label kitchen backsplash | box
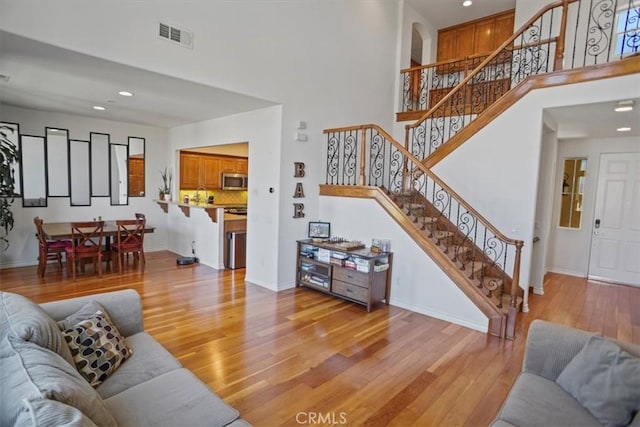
[179,189,247,205]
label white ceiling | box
[405,0,516,30]
[1,21,638,139]
[0,31,275,128]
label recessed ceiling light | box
[118,91,134,97]
[617,127,631,132]
[93,106,106,111]
[614,100,634,112]
[463,0,472,6]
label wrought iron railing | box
[404,0,640,160]
[325,125,524,320]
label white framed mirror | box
[128,136,145,197]
[46,127,69,197]
[90,132,110,197]
[20,135,47,207]
[110,143,128,205]
[69,139,91,206]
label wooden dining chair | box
[33,217,72,277]
[111,218,145,272]
[65,221,104,280]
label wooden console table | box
[296,239,393,312]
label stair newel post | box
[358,127,367,186]
[554,0,570,71]
[506,240,524,339]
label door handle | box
[595,219,600,229]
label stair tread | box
[433,230,454,240]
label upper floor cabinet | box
[437,9,515,62]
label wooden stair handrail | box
[324,123,524,248]
[406,0,578,131]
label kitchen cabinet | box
[180,153,201,188]
[437,9,515,62]
[179,151,247,189]
[201,157,221,188]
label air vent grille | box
[158,22,193,49]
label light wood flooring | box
[1,251,639,426]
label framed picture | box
[308,221,330,239]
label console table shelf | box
[296,239,393,311]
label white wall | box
[1,0,400,290]
[433,74,640,310]
[320,196,488,332]
[530,121,559,296]
[0,105,169,268]
[168,106,282,289]
[547,136,640,277]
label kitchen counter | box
[155,200,246,223]
[158,200,247,270]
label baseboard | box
[390,298,488,333]
[547,267,586,278]
[244,277,279,292]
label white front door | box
[588,152,640,286]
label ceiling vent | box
[158,22,193,49]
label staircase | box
[321,0,640,339]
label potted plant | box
[159,167,173,201]
[0,124,20,251]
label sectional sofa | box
[0,289,250,426]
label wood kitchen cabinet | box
[180,151,248,189]
[180,153,201,188]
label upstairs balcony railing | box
[325,124,524,332]
[404,0,640,160]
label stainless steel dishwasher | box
[225,231,246,269]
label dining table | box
[42,220,155,271]
[42,221,155,241]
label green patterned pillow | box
[61,311,132,388]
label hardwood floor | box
[2,252,639,426]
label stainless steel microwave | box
[221,173,248,190]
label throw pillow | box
[556,335,640,426]
[1,335,116,427]
[15,399,98,427]
[57,300,107,331]
[0,291,74,366]
[62,311,132,388]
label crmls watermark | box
[295,412,348,425]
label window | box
[614,3,640,58]
[559,158,587,229]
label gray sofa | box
[492,320,640,427]
[0,289,251,427]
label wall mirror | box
[90,132,110,197]
[559,157,587,228]
[46,127,70,197]
[110,143,129,205]
[128,136,145,197]
[69,139,91,206]
[1,122,21,196]
[20,135,47,207]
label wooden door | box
[201,157,221,189]
[180,153,200,188]
[588,153,640,286]
[493,13,515,50]
[473,20,495,54]
[437,29,458,61]
[128,157,144,196]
